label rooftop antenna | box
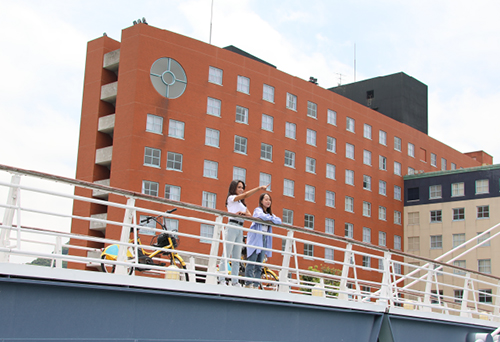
[336,72,345,86]
[209,0,214,44]
[354,43,356,82]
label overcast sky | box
[1,0,499,181]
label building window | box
[394,185,401,201]
[237,75,250,94]
[326,191,335,208]
[208,66,223,84]
[477,205,489,219]
[430,235,443,249]
[168,119,184,139]
[345,196,354,213]
[476,179,489,194]
[452,233,465,248]
[164,219,179,232]
[362,256,371,268]
[346,143,355,159]
[307,101,317,118]
[284,150,295,168]
[364,124,372,139]
[431,153,437,167]
[261,114,274,131]
[283,179,294,197]
[394,137,401,152]
[207,97,221,117]
[306,157,316,174]
[304,244,314,257]
[363,175,371,191]
[146,114,163,134]
[363,201,371,217]
[379,206,386,221]
[263,84,274,102]
[479,289,493,303]
[286,93,297,110]
[408,237,420,251]
[204,128,220,147]
[233,167,246,182]
[202,191,216,208]
[408,167,415,175]
[346,117,355,132]
[379,130,387,145]
[379,231,386,246]
[142,180,159,196]
[345,223,353,238]
[259,173,272,191]
[285,122,296,139]
[306,129,317,146]
[283,209,293,225]
[304,214,314,229]
[478,259,491,274]
[234,135,247,154]
[363,150,371,165]
[165,184,181,201]
[379,156,387,170]
[327,136,336,153]
[235,105,248,124]
[203,160,218,179]
[327,109,337,125]
[430,210,442,223]
[379,180,387,196]
[408,187,420,201]
[429,185,442,199]
[144,147,161,168]
[408,143,415,157]
[326,164,336,180]
[325,218,335,234]
[477,232,491,247]
[408,212,419,225]
[454,289,464,303]
[441,158,447,171]
[345,170,354,186]
[167,152,183,171]
[325,248,334,262]
[452,182,464,197]
[200,224,214,243]
[261,143,273,161]
[363,227,371,243]
[394,211,401,225]
[453,260,466,275]
[451,162,457,170]
[394,161,402,176]
[305,185,315,202]
[394,235,402,250]
[453,208,465,221]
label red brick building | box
[71,23,486,274]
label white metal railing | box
[0,163,500,327]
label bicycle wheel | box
[100,255,134,275]
[170,254,189,282]
[260,269,278,290]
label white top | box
[227,195,246,224]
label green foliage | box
[300,264,341,296]
[27,246,69,268]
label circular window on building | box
[150,57,187,99]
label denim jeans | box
[219,222,243,285]
[245,250,265,287]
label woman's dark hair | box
[226,180,246,207]
[258,193,272,215]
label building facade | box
[404,165,500,304]
[71,23,487,277]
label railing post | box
[0,174,21,263]
[115,197,136,275]
[493,281,500,321]
[377,251,392,306]
[422,263,434,312]
[338,243,353,300]
[51,236,63,268]
[206,215,223,285]
[279,230,294,293]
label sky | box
[1,0,500,181]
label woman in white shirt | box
[219,180,268,286]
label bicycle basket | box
[156,233,178,248]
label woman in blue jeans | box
[245,193,281,288]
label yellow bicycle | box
[100,209,189,281]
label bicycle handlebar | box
[139,208,177,224]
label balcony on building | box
[95,146,112,167]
